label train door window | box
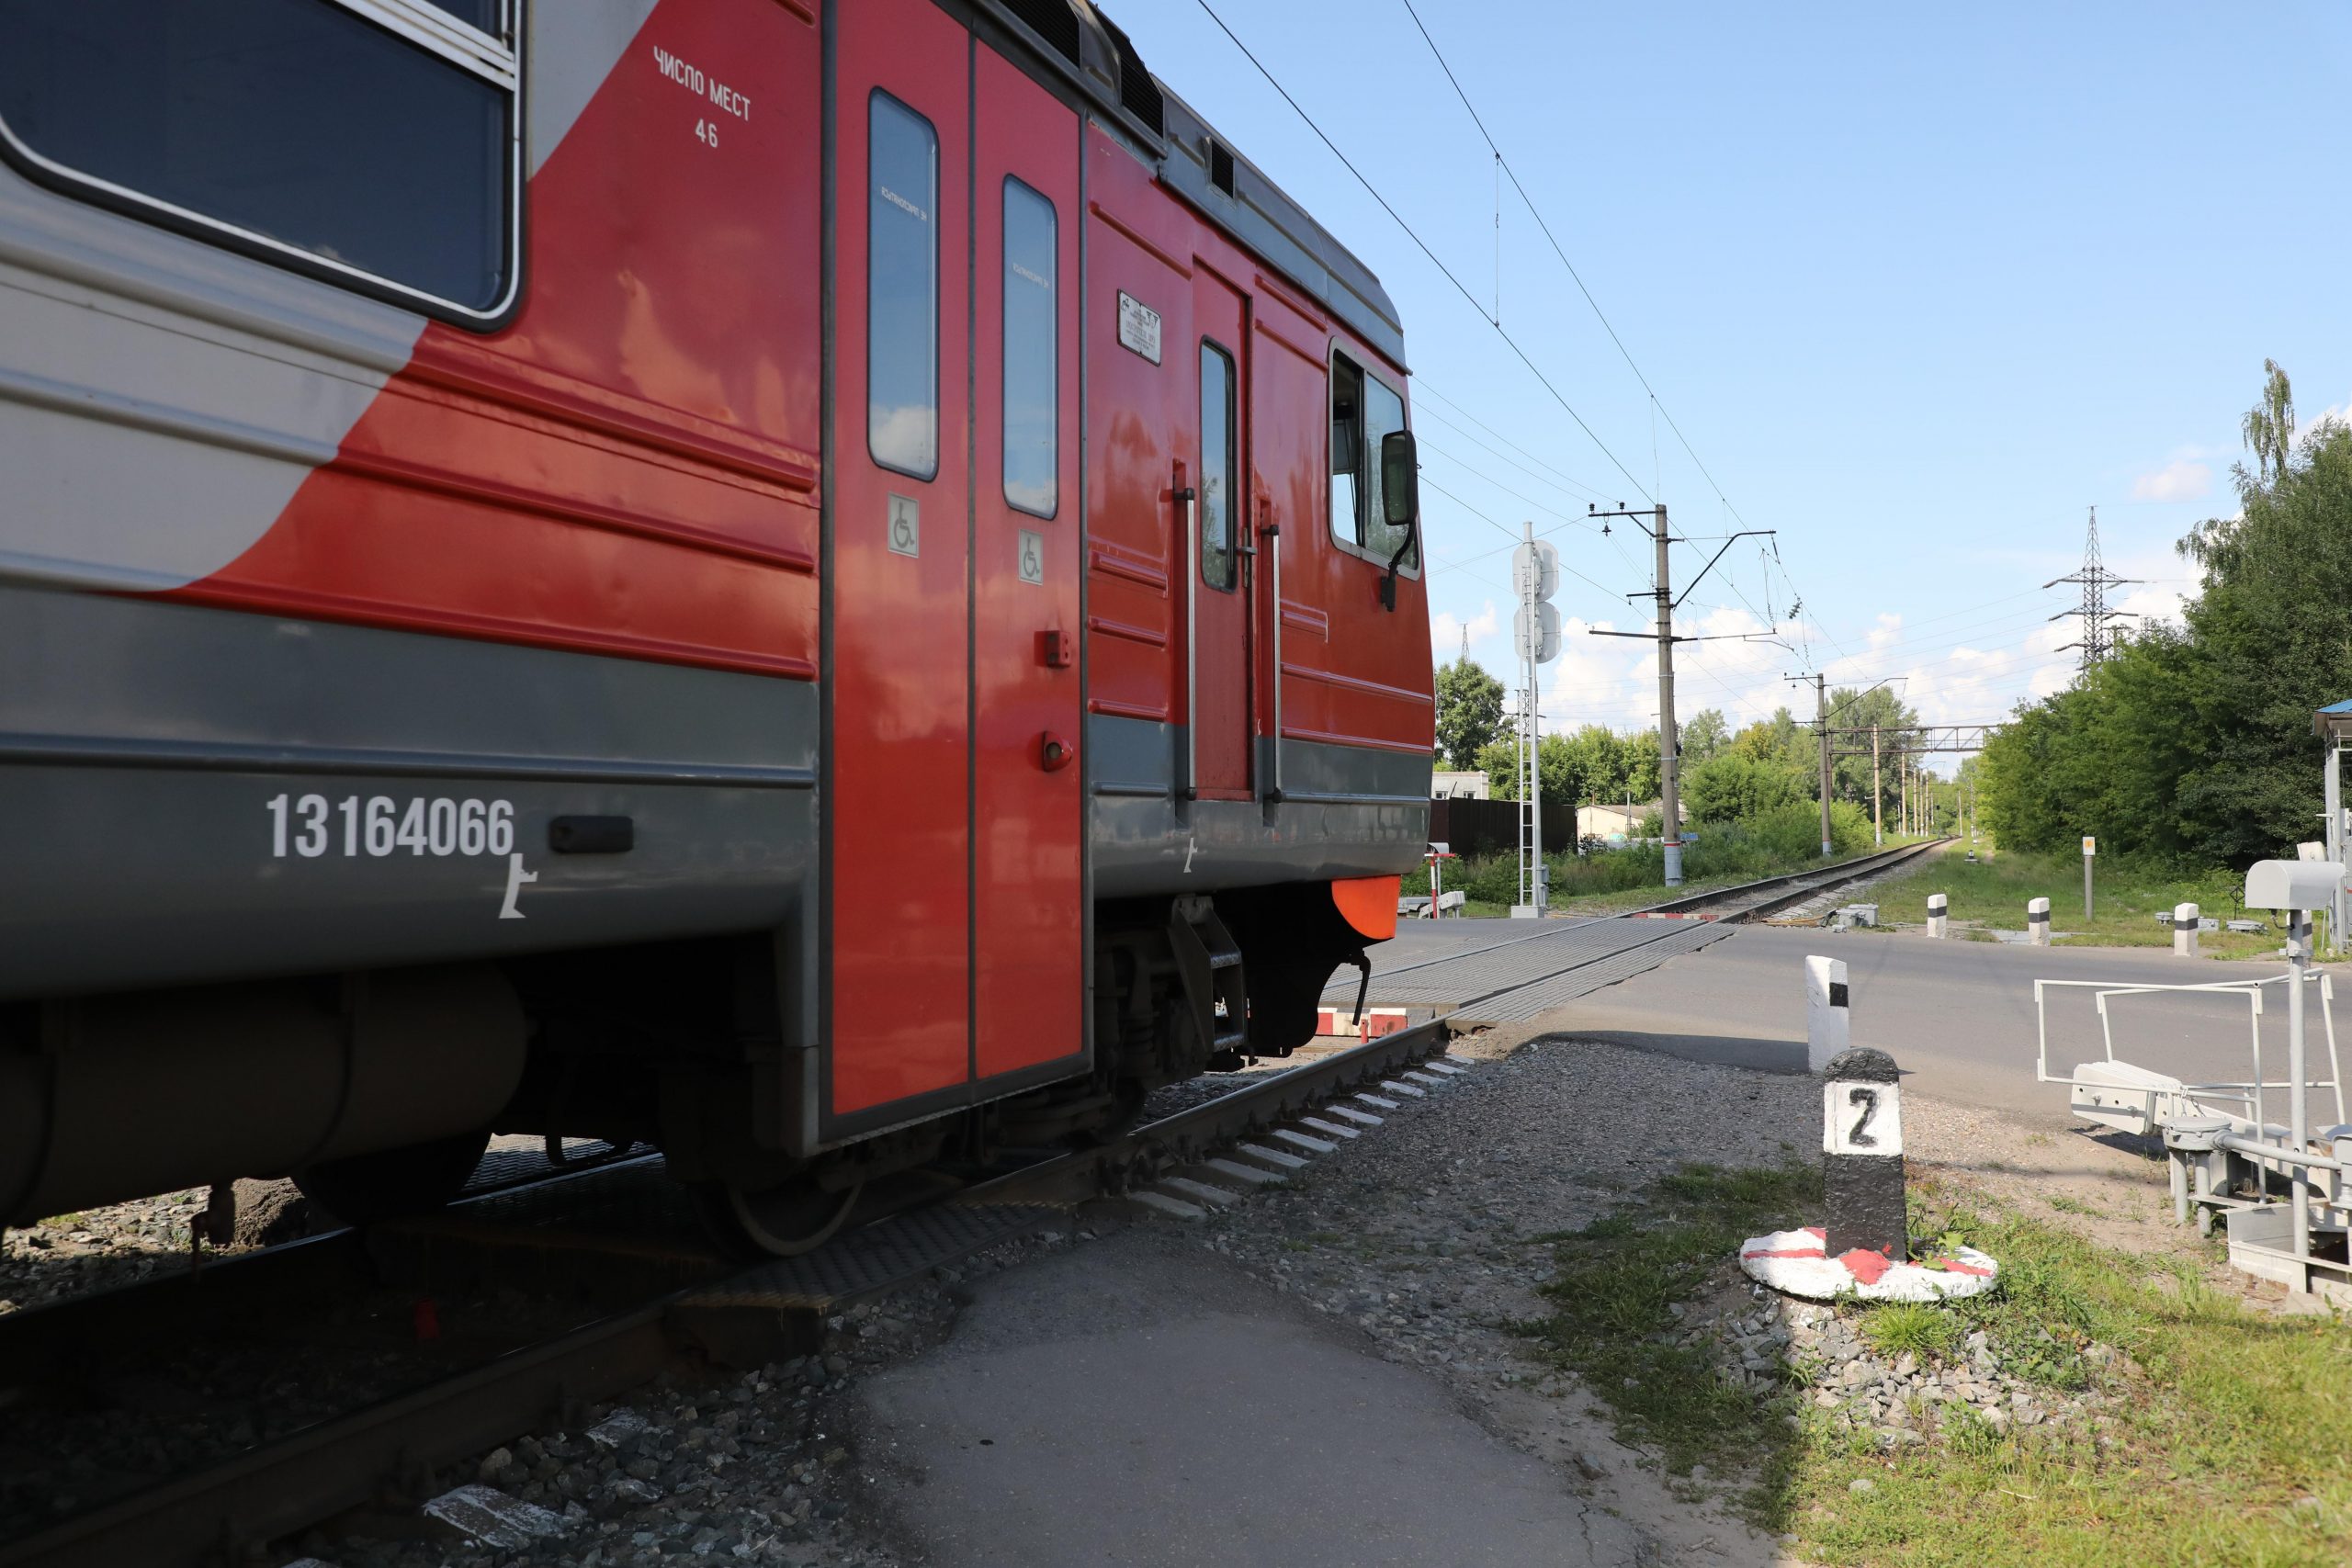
[1329,354,1363,549]
[867,90,940,479]
[1200,341,1238,592]
[1001,177,1057,517]
[0,0,520,321]
[1360,372,1416,570]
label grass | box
[1863,843,2285,957]
[1519,1161,1821,1481]
[1860,1302,1958,1359]
[1525,1162,2352,1564]
[1442,801,1890,919]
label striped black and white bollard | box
[2173,901,2199,958]
[1804,954,1850,1073]
[1823,1046,1906,1261]
[1926,893,1948,939]
[2028,896,2051,946]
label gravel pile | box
[1689,1294,2115,1448]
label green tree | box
[1680,708,1729,767]
[1979,361,2352,866]
[1476,732,1583,804]
[1432,657,1505,770]
[1681,752,1805,824]
[2241,357,2295,489]
[1823,685,1921,816]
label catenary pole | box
[1815,673,1833,855]
[1871,723,1883,846]
[1653,504,1683,886]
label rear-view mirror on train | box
[1380,428,1419,528]
[1377,428,1419,610]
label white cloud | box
[2132,459,2211,502]
[1429,599,1500,660]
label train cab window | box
[868,92,940,479]
[1001,178,1057,517]
[0,0,520,321]
[1199,342,1238,592]
[1329,355,1363,549]
[1328,351,1417,571]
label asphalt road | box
[860,1226,1644,1567]
[1546,925,2346,1125]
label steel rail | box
[1626,837,1951,924]
[0,1021,1455,1568]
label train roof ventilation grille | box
[1001,0,1081,65]
[1210,141,1235,196]
[1097,12,1164,138]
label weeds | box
[1529,1164,2352,1562]
[1860,1303,1957,1360]
[1520,1160,1819,1483]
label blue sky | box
[1118,1,2352,761]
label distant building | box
[1432,770,1489,799]
[1577,801,1661,841]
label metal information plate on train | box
[1117,291,1161,364]
[888,493,920,558]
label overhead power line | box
[1394,0,1845,671]
[1191,0,1653,502]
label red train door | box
[1192,272,1254,797]
[829,0,973,1121]
[972,47,1083,1082]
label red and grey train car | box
[0,0,1433,1253]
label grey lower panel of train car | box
[0,583,820,1000]
[1087,713,1429,897]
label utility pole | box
[1787,671,1833,857]
[1818,676,1833,853]
[1651,505,1683,885]
[1587,504,1775,889]
[1871,723,1883,846]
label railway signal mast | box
[1511,525,1562,917]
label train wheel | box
[692,1175,865,1260]
[294,1128,492,1227]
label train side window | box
[1200,341,1238,592]
[1329,354,1363,550]
[868,91,940,480]
[0,0,520,322]
[1001,177,1057,517]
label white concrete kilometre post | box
[1822,1047,1905,1261]
[2028,897,2051,946]
[1926,893,1948,939]
[1805,955,1850,1073]
[2174,902,2199,958]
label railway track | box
[0,1019,1463,1568]
[1629,836,1951,924]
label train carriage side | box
[0,0,1430,1254]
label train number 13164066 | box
[266,794,515,859]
